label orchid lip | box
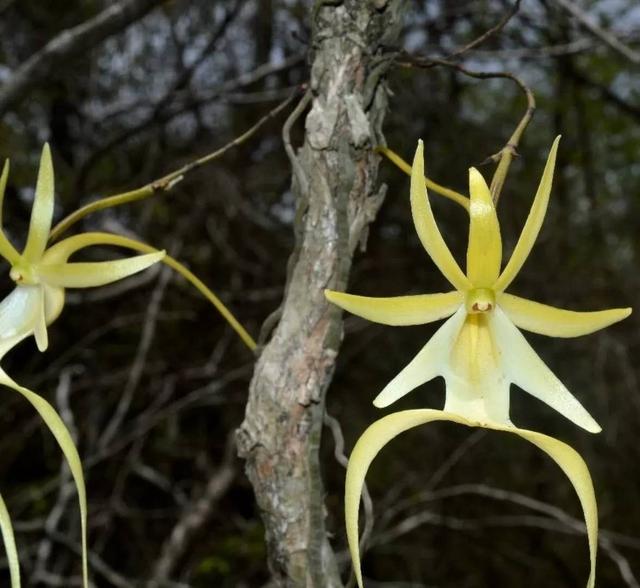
[465,287,495,314]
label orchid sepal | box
[38,252,164,288]
[493,136,560,292]
[325,289,462,326]
[23,144,54,264]
[410,140,471,292]
[498,292,631,338]
[467,167,502,287]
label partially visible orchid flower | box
[0,145,164,588]
[326,137,630,588]
[0,145,163,352]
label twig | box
[256,88,312,349]
[98,262,172,450]
[282,89,312,196]
[375,146,469,209]
[448,0,522,59]
[373,483,640,588]
[551,0,640,64]
[568,65,640,122]
[0,0,166,116]
[148,432,237,586]
[397,53,535,203]
[75,52,304,191]
[50,86,304,242]
[324,412,373,588]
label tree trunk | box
[237,1,405,586]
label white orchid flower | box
[0,144,164,588]
[326,137,631,588]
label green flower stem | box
[375,146,470,210]
[49,88,302,242]
[488,83,535,203]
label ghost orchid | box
[0,145,163,352]
[0,145,164,588]
[326,137,630,588]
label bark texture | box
[237,1,405,586]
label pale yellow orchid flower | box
[326,137,631,588]
[0,144,164,588]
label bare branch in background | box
[73,52,305,195]
[51,86,302,242]
[396,53,535,202]
[148,432,237,586]
[448,0,522,59]
[0,0,168,116]
[98,262,172,450]
[552,0,640,64]
[324,412,373,587]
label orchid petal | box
[325,289,462,326]
[33,286,48,352]
[0,371,88,587]
[43,284,65,326]
[0,492,21,587]
[23,144,54,264]
[410,141,471,291]
[490,306,601,433]
[494,137,560,292]
[0,161,21,266]
[373,307,467,408]
[38,252,164,288]
[467,168,502,287]
[346,409,596,588]
[0,159,7,227]
[0,287,41,343]
[499,293,631,338]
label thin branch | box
[32,367,83,585]
[324,412,373,587]
[551,0,640,64]
[0,0,166,116]
[50,86,304,242]
[75,52,304,191]
[98,262,172,450]
[373,483,640,588]
[568,66,640,122]
[448,0,522,59]
[375,146,469,209]
[148,433,237,586]
[397,53,536,203]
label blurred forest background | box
[0,0,639,586]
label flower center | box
[465,288,495,314]
[9,262,39,285]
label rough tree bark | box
[237,1,405,586]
